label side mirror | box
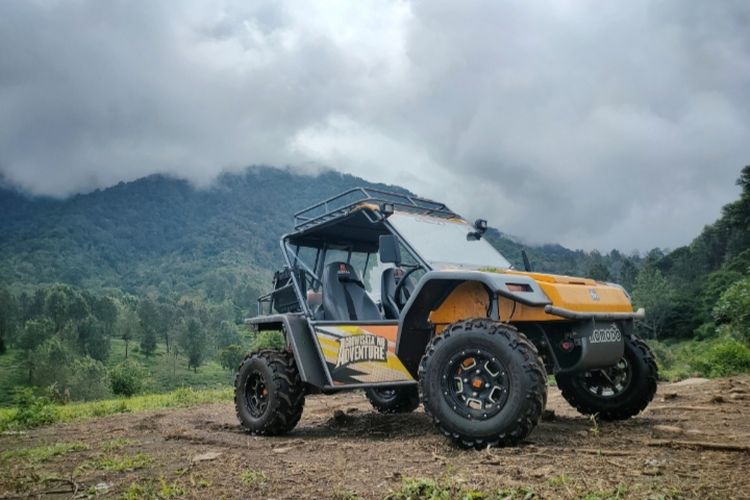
[466,219,488,241]
[379,235,402,265]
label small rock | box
[642,467,663,476]
[192,451,221,463]
[653,425,683,434]
[333,409,346,421]
[671,378,710,387]
[95,482,112,492]
[541,409,556,421]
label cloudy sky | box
[1,1,749,252]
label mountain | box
[0,167,636,309]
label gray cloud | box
[1,0,748,251]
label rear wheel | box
[234,350,305,435]
[419,319,547,449]
[555,334,657,420]
[365,386,420,413]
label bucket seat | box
[321,262,381,321]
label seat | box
[321,262,382,321]
[381,267,416,319]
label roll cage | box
[258,187,463,319]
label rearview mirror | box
[379,235,402,265]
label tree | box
[44,287,70,333]
[93,296,118,336]
[18,318,54,382]
[216,320,242,350]
[0,287,17,354]
[117,308,140,359]
[137,298,159,355]
[76,315,110,362]
[588,262,611,282]
[713,274,750,342]
[619,258,638,292]
[68,356,111,401]
[31,336,75,390]
[181,318,207,372]
[157,300,176,353]
[632,266,675,339]
[219,344,246,372]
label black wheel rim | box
[442,349,510,420]
[580,357,632,398]
[245,371,269,418]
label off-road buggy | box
[235,188,657,448]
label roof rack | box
[293,187,459,231]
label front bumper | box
[544,305,645,321]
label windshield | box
[388,213,512,270]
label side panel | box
[313,323,415,385]
[246,314,329,389]
[284,315,330,388]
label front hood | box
[500,270,633,314]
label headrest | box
[336,263,351,279]
[325,261,361,285]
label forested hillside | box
[639,166,750,340]
[0,167,634,299]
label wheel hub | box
[245,371,269,418]
[581,357,632,398]
[442,350,510,420]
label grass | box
[0,441,88,464]
[83,452,154,472]
[386,478,540,500]
[122,477,184,499]
[0,386,232,431]
[100,437,136,452]
[386,478,453,500]
[239,469,268,487]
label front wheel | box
[555,334,657,421]
[419,319,547,449]
[234,350,305,435]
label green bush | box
[68,356,111,401]
[252,331,285,351]
[649,337,750,381]
[219,344,246,372]
[713,276,750,343]
[30,336,75,389]
[110,360,146,397]
[691,337,750,377]
[10,387,57,428]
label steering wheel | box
[393,265,423,310]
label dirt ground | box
[1,376,749,499]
